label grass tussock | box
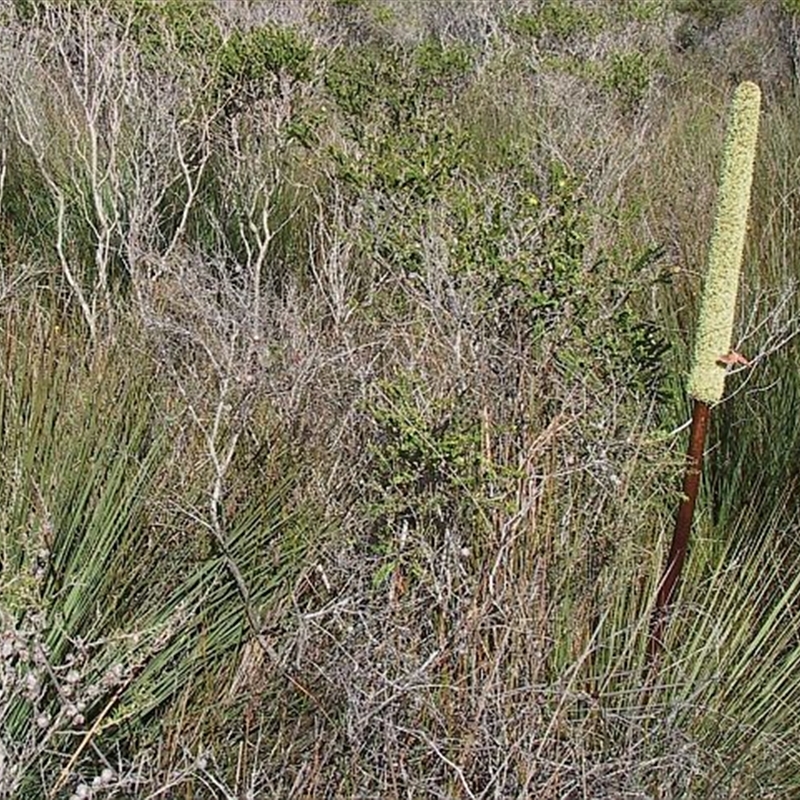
[1,0,800,797]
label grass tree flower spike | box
[687,81,761,404]
[648,81,761,667]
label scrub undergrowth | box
[1,1,799,798]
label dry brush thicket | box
[1,1,800,798]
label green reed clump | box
[0,316,317,796]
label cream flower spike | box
[687,81,761,405]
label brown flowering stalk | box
[648,81,761,664]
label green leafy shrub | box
[325,33,669,399]
[324,37,475,292]
[216,24,314,109]
[448,164,670,397]
[602,50,653,111]
[363,371,508,590]
[618,0,666,23]
[124,0,220,63]
[333,114,466,202]
[325,38,473,136]
[507,2,604,42]
[367,373,483,522]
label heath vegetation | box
[1,0,800,797]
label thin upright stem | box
[648,399,711,663]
